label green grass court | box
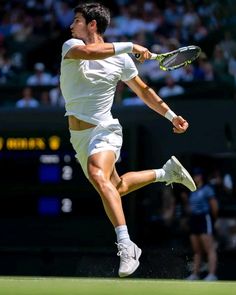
[0,277,236,295]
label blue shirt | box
[189,184,215,215]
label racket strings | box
[162,49,199,68]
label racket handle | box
[134,53,158,60]
[150,53,158,60]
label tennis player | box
[60,2,196,278]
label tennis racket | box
[135,45,201,71]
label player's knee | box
[88,166,108,190]
[116,178,128,196]
[88,167,103,184]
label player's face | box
[70,13,89,40]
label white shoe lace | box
[116,243,130,263]
[163,157,196,192]
[165,169,184,186]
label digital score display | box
[0,136,57,151]
[0,132,131,218]
[0,134,95,217]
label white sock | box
[153,168,166,182]
[115,225,132,245]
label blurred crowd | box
[0,0,236,107]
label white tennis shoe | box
[117,242,142,277]
[163,156,197,192]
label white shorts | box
[69,119,123,179]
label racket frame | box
[150,45,201,71]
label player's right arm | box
[64,42,151,60]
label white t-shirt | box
[60,38,138,124]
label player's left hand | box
[172,116,189,134]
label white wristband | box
[165,109,177,122]
[112,42,133,55]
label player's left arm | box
[125,75,189,134]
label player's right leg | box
[87,150,126,227]
[87,150,142,278]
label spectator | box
[181,3,200,32]
[54,1,74,29]
[158,75,185,98]
[180,65,195,82]
[0,52,17,84]
[211,45,229,82]
[182,168,218,281]
[16,87,39,108]
[208,168,234,204]
[192,18,208,42]
[219,31,236,60]
[11,12,32,42]
[49,84,65,107]
[164,0,183,27]
[27,62,53,86]
[40,90,51,107]
[104,19,123,42]
[194,52,215,81]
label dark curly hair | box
[74,2,110,35]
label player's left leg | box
[111,156,196,196]
[111,168,156,196]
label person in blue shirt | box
[182,168,218,281]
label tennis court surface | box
[0,277,236,295]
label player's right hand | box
[133,44,152,62]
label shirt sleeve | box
[205,185,215,200]
[120,54,138,82]
[61,38,85,59]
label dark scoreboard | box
[0,134,82,216]
[0,134,133,217]
[0,109,137,219]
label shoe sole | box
[119,247,142,278]
[171,156,197,192]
